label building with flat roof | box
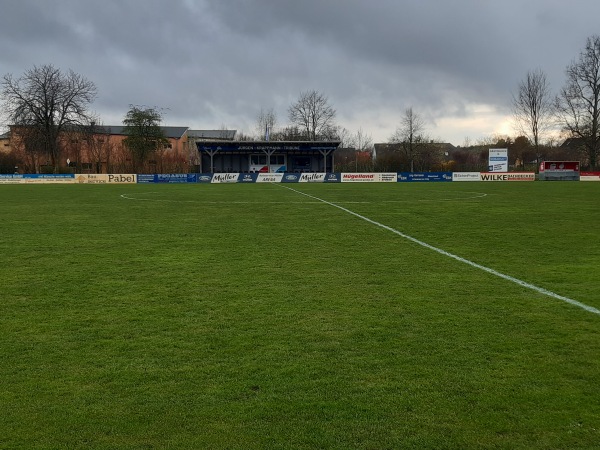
[197,140,341,173]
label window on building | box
[270,155,285,165]
[250,155,267,165]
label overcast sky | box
[1,0,599,145]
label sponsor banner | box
[197,173,213,183]
[540,161,580,172]
[106,174,137,184]
[136,174,198,183]
[379,172,398,182]
[76,174,110,183]
[136,174,155,183]
[157,174,197,183]
[0,174,25,184]
[256,173,284,183]
[2,174,137,184]
[17,174,76,184]
[299,173,326,182]
[452,172,481,182]
[489,148,508,172]
[281,173,300,183]
[324,173,341,183]
[239,173,258,183]
[210,173,240,183]
[581,171,600,181]
[398,172,453,182]
[341,173,376,182]
[480,172,535,182]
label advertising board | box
[324,173,341,183]
[238,173,258,183]
[398,172,452,182]
[210,173,240,183]
[105,174,136,183]
[0,174,25,184]
[256,173,284,183]
[197,174,213,183]
[581,171,600,181]
[488,149,508,172]
[77,174,109,183]
[480,172,535,181]
[378,173,399,182]
[539,161,580,181]
[341,173,376,182]
[299,173,326,182]
[281,173,300,183]
[452,172,480,182]
[156,174,198,183]
[1,174,76,184]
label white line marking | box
[277,184,600,316]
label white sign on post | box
[489,149,508,172]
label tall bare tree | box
[512,69,554,167]
[353,127,373,152]
[82,122,114,174]
[1,64,97,173]
[389,107,427,172]
[255,107,277,140]
[556,35,600,169]
[288,90,336,141]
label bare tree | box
[334,126,354,148]
[288,90,336,140]
[353,127,373,152]
[82,122,114,174]
[255,107,277,140]
[556,35,600,169]
[389,107,427,172]
[1,64,97,173]
[512,69,554,167]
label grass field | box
[1,181,599,449]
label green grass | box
[1,182,599,449]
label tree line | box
[2,35,599,173]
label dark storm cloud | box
[2,0,600,143]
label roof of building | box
[560,137,586,148]
[95,125,189,139]
[197,140,341,153]
[187,129,237,140]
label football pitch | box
[1,182,599,449]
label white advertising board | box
[452,172,480,182]
[489,148,508,172]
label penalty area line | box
[276,184,600,316]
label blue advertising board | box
[137,174,198,183]
[238,173,258,183]
[397,172,452,182]
[156,174,198,183]
[281,173,300,183]
[137,174,156,183]
[324,173,342,183]
[197,173,214,183]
